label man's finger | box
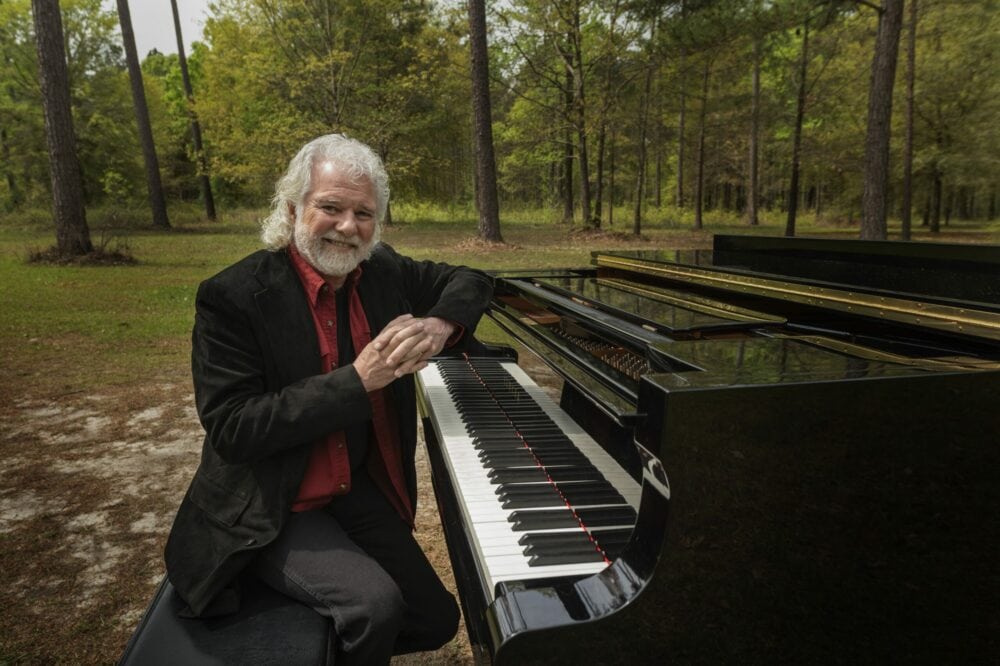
[371,315,418,351]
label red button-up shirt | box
[287,245,412,523]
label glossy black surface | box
[534,276,779,335]
[648,336,927,389]
[597,234,1000,306]
[450,237,1000,664]
[478,369,1000,664]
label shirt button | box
[339,483,347,491]
[337,443,344,449]
[326,320,333,327]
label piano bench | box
[119,576,333,665]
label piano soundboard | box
[417,357,640,600]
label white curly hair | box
[260,134,390,250]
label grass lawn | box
[0,206,996,664]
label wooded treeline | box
[3,0,997,237]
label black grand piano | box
[417,235,1000,664]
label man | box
[165,134,492,664]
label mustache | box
[320,233,360,248]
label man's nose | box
[334,211,358,235]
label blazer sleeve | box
[191,277,373,466]
[381,244,493,338]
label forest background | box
[3,0,998,240]
[1,0,999,664]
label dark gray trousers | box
[249,472,459,665]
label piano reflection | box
[417,235,999,664]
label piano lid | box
[592,236,1000,342]
[595,235,1000,302]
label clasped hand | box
[354,314,455,392]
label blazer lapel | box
[252,251,321,385]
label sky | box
[106,0,214,57]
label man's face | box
[293,161,380,278]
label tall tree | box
[859,0,904,240]
[692,54,711,229]
[562,69,575,223]
[785,17,809,237]
[468,0,502,242]
[562,1,594,226]
[115,0,168,228]
[633,57,654,235]
[170,0,215,220]
[675,1,687,209]
[747,2,763,226]
[899,0,916,240]
[31,0,92,255]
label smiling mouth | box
[322,238,358,249]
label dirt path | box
[0,354,556,664]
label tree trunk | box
[562,72,574,224]
[747,35,761,226]
[569,5,592,228]
[693,57,710,230]
[633,60,654,236]
[676,46,686,208]
[171,0,216,221]
[31,0,92,255]
[116,0,169,228]
[593,0,622,228]
[785,19,809,238]
[930,168,941,233]
[899,0,916,240]
[595,123,606,227]
[860,0,904,240]
[467,0,502,242]
[608,130,615,226]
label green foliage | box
[2,0,997,228]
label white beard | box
[293,216,380,278]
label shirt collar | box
[287,244,363,305]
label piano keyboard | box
[418,357,641,600]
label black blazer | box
[164,244,492,616]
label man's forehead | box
[311,161,372,188]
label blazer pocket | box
[188,473,252,527]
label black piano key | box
[497,484,564,500]
[497,481,621,509]
[524,539,599,558]
[559,487,625,506]
[474,438,575,451]
[507,509,580,530]
[481,451,589,467]
[488,467,549,484]
[557,482,624,504]
[527,550,606,566]
[590,528,633,551]
[518,530,594,548]
[530,451,591,466]
[501,493,566,509]
[478,444,581,458]
[504,505,638,533]
[488,465,602,485]
[574,506,638,527]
